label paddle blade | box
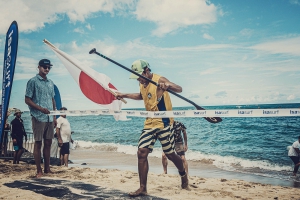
[194,104,222,123]
[204,117,222,123]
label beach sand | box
[1,149,300,200]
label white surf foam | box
[75,140,291,172]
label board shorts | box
[60,142,70,155]
[32,117,54,141]
[138,126,175,154]
[175,142,185,156]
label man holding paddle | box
[116,59,189,197]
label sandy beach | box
[1,149,300,200]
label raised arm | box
[158,76,182,93]
[156,76,182,100]
[115,92,143,100]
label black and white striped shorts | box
[138,126,175,154]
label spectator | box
[10,109,27,164]
[25,58,57,178]
[162,121,189,175]
[1,111,11,158]
[56,107,73,167]
[288,136,300,176]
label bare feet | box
[181,173,190,190]
[128,187,147,197]
[36,172,43,178]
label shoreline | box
[70,149,300,188]
[1,148,300,199]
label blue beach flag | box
[0,21,18,141]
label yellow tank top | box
[140,74,174,129]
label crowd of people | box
[1,57,300,197]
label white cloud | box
[86,23,93,30]
[0,0,133,35]
[7,35,300,107]
[239,28,254,37]
[290,0,300,5]
[200,68,221,75]
[203,33,215,40]
[250,36,300,56]
[287,94,295,100]
[134,0,219,36]
[212,81,232,87]
[0,0,219,37]
[215,91,227,98]
[74,27,85,34]
[188,94,200,98]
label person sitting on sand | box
[288,136,300,176]
[10,109,27,164]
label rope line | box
[49,108,300,118]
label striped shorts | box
[138,126,175,154]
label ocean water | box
[17,103,300,181]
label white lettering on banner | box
[5,30,14,89]
[126,111,135,115]
[48,108,300,118]
[238,110,253,115]
[194,111,206,115]
[140,112,148,116]
[154,112,166,117]
[173,111,186,116]
[290,110,300,115]
[263,110,279,115]
[215,110,229,115]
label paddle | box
[89,48,222,123]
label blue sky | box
[0,0,300,111]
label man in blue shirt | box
[25,59,57,178]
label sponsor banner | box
[0,21,18,141]
[49,108,300,118]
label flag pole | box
[89,48,222,124]
[43,39,127,104]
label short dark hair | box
[60,107,67,110]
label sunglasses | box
[41,66,51,70]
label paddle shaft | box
[89,49,222,123]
